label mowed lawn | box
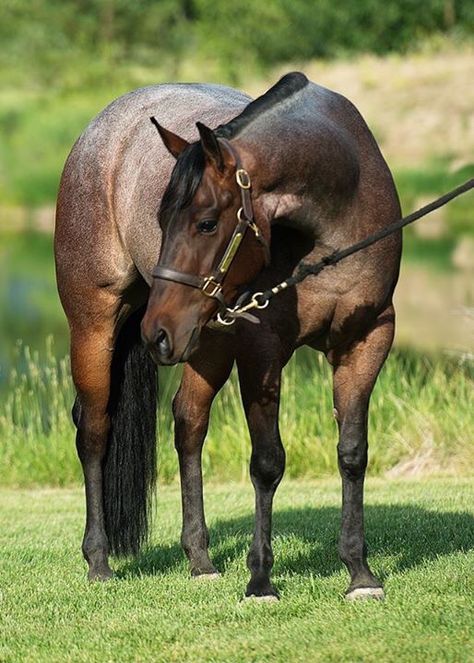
[0,479,473,662]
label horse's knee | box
[337,426,367,480]
[172,391,209,452]
[250,437,286,489]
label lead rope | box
[217,178,474,325]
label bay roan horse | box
[55,72,401,601]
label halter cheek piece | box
[152,165,271,320]
[151,169,474,325]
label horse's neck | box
[259,167,357,243]
[237,132,360,242]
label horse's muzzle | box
[141,319,174,364]
[141,318,200,365]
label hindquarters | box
[56,195,158,571]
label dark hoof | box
[245,580,279,602]
[190,564,220,579]
[88,566,114,582]
[345,586,385,601]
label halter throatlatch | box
[152,162,270,324]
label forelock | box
[159,142,205,227]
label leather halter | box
[152,164,270,311]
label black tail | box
[103,307,158,557]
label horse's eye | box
[197,219,218,234]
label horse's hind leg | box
[173,329,234,577]
[69,297,119,581]
[331,305,395,600]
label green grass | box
[0,479,473,662]
[0,340,473,487]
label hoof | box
[244,593,279,603]
[245,578,279,601]
[345,586,385,601]
[88,569,114,582]
[192,572,221,581]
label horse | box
[55,72,401,601]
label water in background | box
[0,231,68,389]
[0,220,473,393]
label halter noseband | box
[152,164,270,313]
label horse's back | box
[55,84,251,293]
[73,83,251,166]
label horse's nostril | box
[156,328,170,357]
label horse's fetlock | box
[339,535,364,564]
[181,524,209,555]
[82,535,109,562]
[247,545,273,573]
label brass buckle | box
[237,207,261,238]
[237,207,248,222]
[201,276,221,298]
[248,221,261,238]
[236,168,251,189]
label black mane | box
[159,72,308,226]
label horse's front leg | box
[237,336,287,600]
[331,305,395,600]
[173,330,234,577]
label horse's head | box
[141,120,270,365]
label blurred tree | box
[1,0,472,84]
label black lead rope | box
[220,178,474,323]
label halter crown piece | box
[152,162,271,325]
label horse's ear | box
[196,122,223,171]
[150,117,189,159]
[196,122,234,174]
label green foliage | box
[0,2,473,205]
[397,161,474,238]
[1,479,473,661]
[396,160,474,269]
[0,340,77,486]
[0,340,472,487]
[1,0,473,83]
[194,0,474,76]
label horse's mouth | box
[179,326,201,363]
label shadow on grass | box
[116,504,474,580]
